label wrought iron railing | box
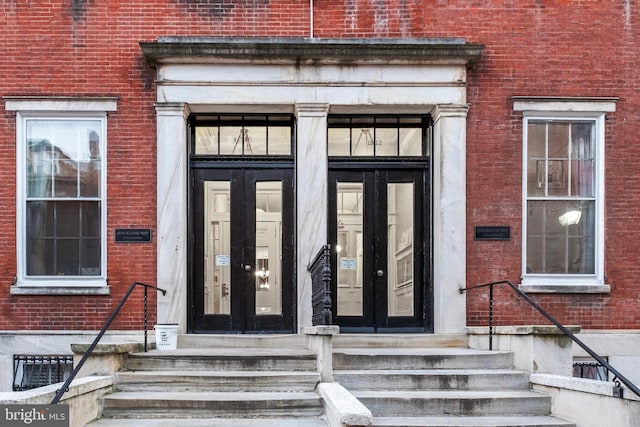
[50,281,166,404]
[460,280,640,398]
[13,355,73,391]
[308,244,332,326]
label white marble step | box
[352,390,552,416]
[101,390,324,418]
[89,418,328,426]
[372,415,575,426]
[116,369,320,392]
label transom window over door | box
[515,97,616,292]
[193,115,292,156]
[328,116,428,158]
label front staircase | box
[88,334,575,426]
[332,334,575,426]
[89,335,326,426]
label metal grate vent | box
[13,355,74,391]
[573,358,609,381]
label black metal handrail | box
[308,244,332,326]
[460,279,640,398]
[50,281,166,404]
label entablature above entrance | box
[140,37,484,108]
[140,37,484,67]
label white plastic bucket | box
[154,323,178,350]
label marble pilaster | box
[431,104,469,334]
[295,103,330,330]
[155,103,190,332]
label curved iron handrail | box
[308,244,332,326]
[460,279,640,398]
[50,281,166,404]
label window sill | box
[10,281,110,296]
[519,284,610,294]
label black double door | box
[191,168,295,333]
[329,168,430,332]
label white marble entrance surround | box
[142,38,484,333]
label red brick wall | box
[1,0,638,330]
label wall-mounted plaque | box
[474,226,510,241]
[115,228,152,243]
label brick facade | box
[1,0,639,330]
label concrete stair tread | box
[335,368,525,375]
[177,334,309,350]
[105,391,321,401]
[353,390,546,398]
[332,333,469,348]
[130,348,315,357]
[118,370,320,377]
[89,418,327,426]
[372,415,575,426]
[334,347,503,355]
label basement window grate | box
[13,355,74,391]
[573,358,609,381]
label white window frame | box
[514,97,616,293]
[5,97,117,295]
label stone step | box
[333,348,514,370]
[352,390,552,417]
[333,333,469,349]
[101,391,324,419]
[334,368,529,390]
[177,334,308,349]
[115,370,320,392]
[89,418,328,426]
[371,415,575,426]
[124,348,317,371]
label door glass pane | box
[388,183,414,317]
[204,181,231,315]
[255,181,283,316]
[336,182,363,316]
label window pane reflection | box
[336,182,363,316]
[204,181,231,315]
[526,200,595,274]
[388,183,414,317]
[26,201,101,276]
[25,119,103,278]
[255,181,283,316]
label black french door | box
[328,168,429,332]
[191,168,295,333]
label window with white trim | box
[6,98,116,292]
[515,97,616,291]
[525,119,597,275]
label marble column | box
[431,104,469,334]
[295,103,330,331]
[155,102,190,332]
